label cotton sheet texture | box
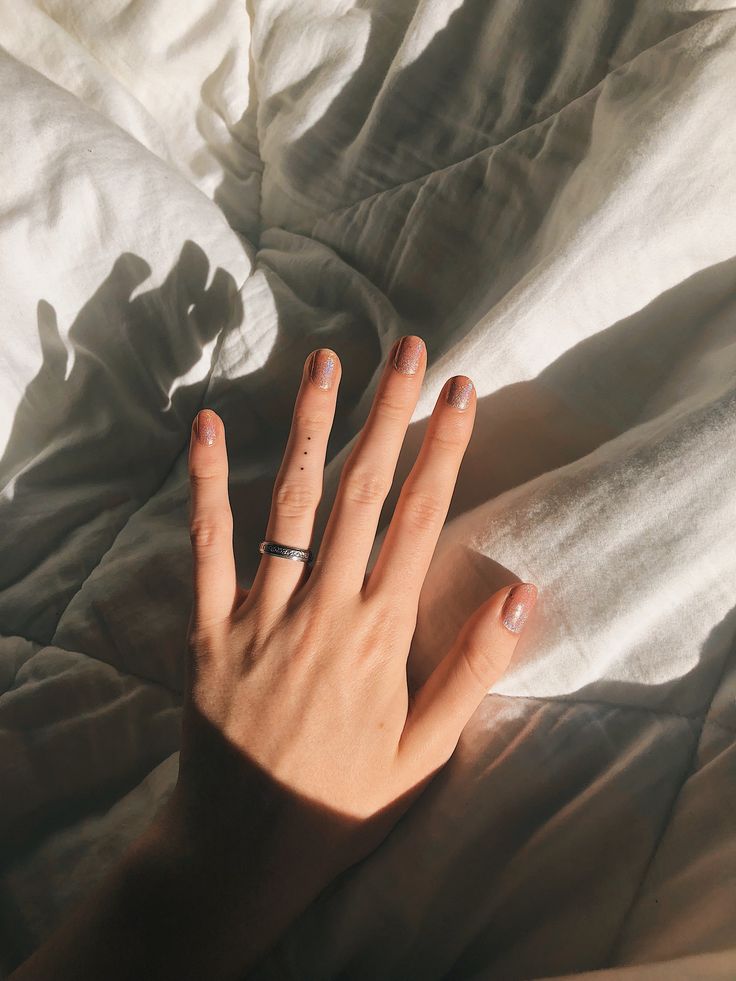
[1,1,735,978]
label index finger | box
[365,375,475,605]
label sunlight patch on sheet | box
[386,0,465,76]
[165,331,221,410]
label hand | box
[181,335,536,820]
[11,336,537,981]
[174,334,536,922]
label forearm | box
[10,794,341,981]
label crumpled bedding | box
[1,1,735,978]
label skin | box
[11,336,537,980]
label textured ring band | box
[259,540,313,564]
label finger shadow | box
[0,242,246,643]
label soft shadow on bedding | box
[211,0,735,579]
[251,0,708,228]
[0,242,246,969]
[0,703,431,978]
[0,242,243,644]
[365,255,736,531]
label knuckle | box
[460,644,489,692]
[187,624,215,658]
[430,423,466,452]
[190,469,227,487]
[189,512,232,551]
[341,465,390,506]
[367,599,408,648]
[374,390,409,422]
[273,479,319,517]
[293,409,330,432]
[401,489,445,530]
[460,640,501,693]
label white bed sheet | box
[1,1,735,977]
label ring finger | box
[249,348,341,606]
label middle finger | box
[312,334,426,593]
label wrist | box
[128,779,350,976]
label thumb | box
[400,582,538,767]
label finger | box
[313,335,426,594]
[249,348,341,606]
[400,582,538,766]
[188,409,238,630]
[365,375,475,604]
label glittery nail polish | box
[501,583,538,634]
[393,335,424,375]
[309,349,337,390]
[445,375,474,410]
[196,409,217,446]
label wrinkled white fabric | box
[1,1,735,978]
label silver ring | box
[259,540,313,564]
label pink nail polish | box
[445,375,474,410]
[309,349,337,390]
[393,335,424,375]
[196,409,218,446]
[501,583,538,634]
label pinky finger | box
[188,409,238,631]
[400,582,538,766]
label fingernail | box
[393,335,424,375]
[195,409,218,446]
[309,349,337,390]
[445,375,474,410]
[501,583,538,634]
